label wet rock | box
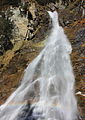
[75,28,85,47]
[17,102,37,120]
[18,103,43,120]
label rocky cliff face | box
[0,0,85,118]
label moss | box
[33,40,45,47]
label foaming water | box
[0,11,78,120]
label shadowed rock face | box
[0,0,21,6]
[34,0,57,5]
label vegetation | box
[35,0,59,5]
[6,0,21,6]
[0,11,14,55]
[35,0,74,5]
[0,0,21,7]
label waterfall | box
[0,11,78,120]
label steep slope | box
[0,0,85,118]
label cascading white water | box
[0,11,78,120]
